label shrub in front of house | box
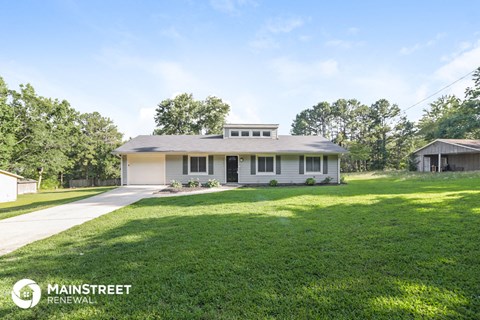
[321,176,333,184]
[305,178,316,185]
[340,176,347,184]
[187,178,201,188]
[269,179,278,187]
[170,180,182,189]
[204,179,221,188]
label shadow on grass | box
[0,186,479,319]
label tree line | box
[290,67,480,172]
[1,67,478,187]
[0,77,123,188]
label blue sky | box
[1,0,480,138]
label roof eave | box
[0,169,24,179]
[112,150,347,155]
[413,139,480,154]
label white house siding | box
[238,154,339,184]
[0,173,18,203]
[165,155,225,184]
[162,154,340,184]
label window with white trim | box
[305,156,322,173]
[257,156,275,174]
[228,129,272,138]
[190,156,207,174]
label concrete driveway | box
[0,186,162,256]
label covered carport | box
[413,139,480,172]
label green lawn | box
[0,187,116,220]
[0,173,479,319]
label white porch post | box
[120,155,124,185]
[438,153,442,172]
[337,155,341,184]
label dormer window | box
[224,124,278,139]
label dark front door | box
[226,156,238,183]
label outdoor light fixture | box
[240,157,244,162]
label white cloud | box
[400,33,446,55]
[433,40,480,97]
[151,61,200,93]
[413,84,429,104]
[139,107,156,120]
[249,35,279,50]
[400,44,421,55]
[440,41,472,61]
[347,27,360,35]
[399,40,480,120]
[249,16,306,50]
[298,35,312,42]
[96,48,203,95]
[159,26,183,40]
[226,93,262,123]
[325,39,364,49]
[435,41,480,80]
[265,17,304,34]
[350,70,411,103]
[209,0,257,14]
[270,57,339,83]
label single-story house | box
[113,124,347,185]
[413,139,480,172]
[0,169,23,203]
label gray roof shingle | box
[437,139,480,151]
[113,135,347,154]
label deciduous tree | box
[154,93,230,135]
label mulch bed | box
[154,187,211,194]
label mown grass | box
[0,187,116,220]
[0,173,479,319]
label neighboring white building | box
[0,170,23,203]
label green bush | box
[204,179,221,188]
[170,180,182,189]
[305,178,316,185]
[269,179,278,187]
[321,176,333,184]
[40,178,61,190]
[187,178,201,188]
[407,153,419,171]
[340,176,347,184]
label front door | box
[226,156,238,183]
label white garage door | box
[128,155,165,185]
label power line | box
[404,68,477,111]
